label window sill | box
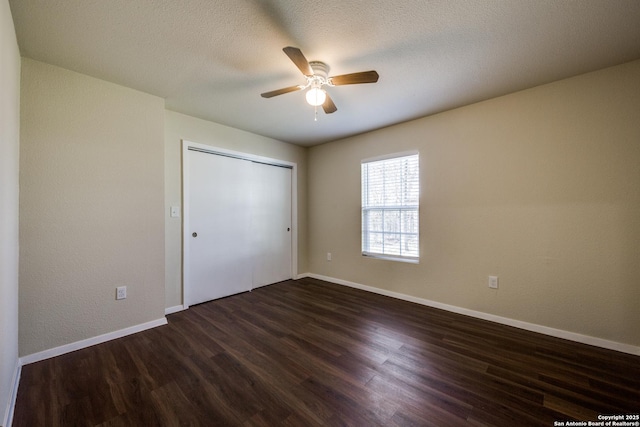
[362,253,419,264]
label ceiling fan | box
[261,46,379,115]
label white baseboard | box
[20,317,168,366]
[2,360,20,427]
[302,273,640,356]
[165,305,185,315]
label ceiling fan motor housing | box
[309,61,330,79]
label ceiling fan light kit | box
[305,61,329,106]
[306,86,326,106]
[261,47,379,118]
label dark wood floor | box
[13,278,640,426]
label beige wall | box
[10,35,638,373]
[308,60,640,347]
[19,59,166,356]
[0,0,20,423]
[164,110,308,309]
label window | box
[361,153,419,262]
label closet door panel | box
[187,150,253,305]
[251,162,292,288]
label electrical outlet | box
[488,276,498,289]
[116,286,127,300]
[327,252,332,261]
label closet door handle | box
[192,232,198,238]
[287,228,290,232]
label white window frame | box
[361,151,420,263]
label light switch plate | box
[488,276,499,289]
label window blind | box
[361,154,419,261]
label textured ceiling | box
[9,0,640,146]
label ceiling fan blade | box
[322,93,337,114]
[330,70,379,85]
[260,85,303,98]
[283,46,314,77]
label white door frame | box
[182,140,298,309]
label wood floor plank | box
[13,278,640,426]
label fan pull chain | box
[314,104,318,122]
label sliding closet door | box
[251,162,292,288]
[185,147,293,307]
[187,150,253,305]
